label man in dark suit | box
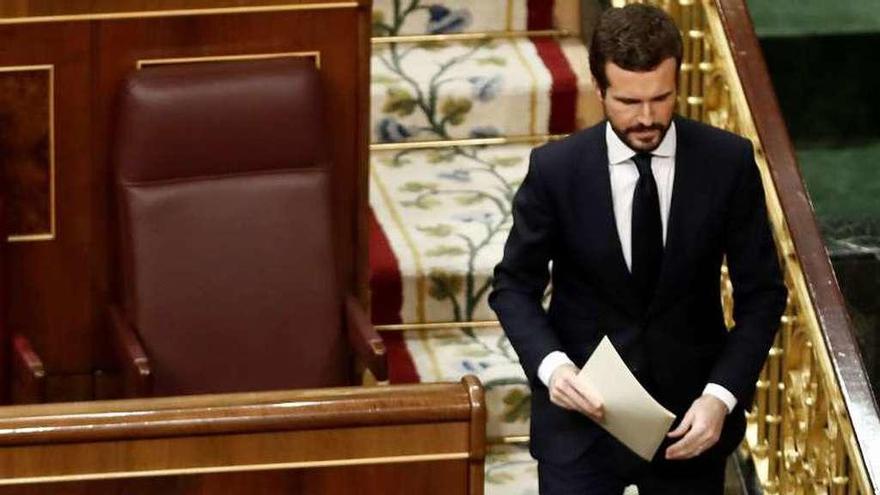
[489,4,787,494]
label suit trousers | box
[537,434,727,495]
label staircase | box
[366,1,880,493]
[368,1,602,492]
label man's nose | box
[637,102,653,125]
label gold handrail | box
[618,0,878,492]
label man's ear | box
[592,77,605,101]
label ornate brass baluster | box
[687,2,705,121]
[678,1,692,114]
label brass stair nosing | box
[488,435,530,446]
[375,321,501,332]
[372,29,573,45]
[370,134,569,151]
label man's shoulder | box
[676,116,751,153]
[530,120,605,175]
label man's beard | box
[609,119,672,153]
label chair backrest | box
[113,58,349,396]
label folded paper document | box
[575,336,676,460]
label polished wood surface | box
[0,4,485,492]
[1,0,372,400]
[0,376,485,493]
[0,68,51,237]
[716,0,880,487]
[0,21,95,378]
[0,0,365,19]
[0,462,468,494]
[0,382,473,444]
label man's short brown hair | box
[589,4,683,94]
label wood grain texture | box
[0,381,473,444]
[0,69,51,236]
[0,461,468,495]
[0,22,97,380]
[0,0,367,19]
[0,378,484,493]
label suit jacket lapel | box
[648,117,705,316]
[578,128,642,319]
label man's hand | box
[548,363,604,422]
[665,394,728,460]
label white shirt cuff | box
[537,351,575,388]
[703,383,737,414]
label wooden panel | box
[0,378,485,493]
[0,67,52,238]
[0,22,97,377]
[0,0,365,19]
[0,381,475,443]
[0,461,468,495]
[0,423,469,480]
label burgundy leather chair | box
[111,58,385,397]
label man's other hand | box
[665,394,728,460]
[548,363,605,422]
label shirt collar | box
[605,120,677,165]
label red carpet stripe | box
[527,0,555,30]
[368,207,420,384]
[532,37,578,134]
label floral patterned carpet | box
[367,1,606,492]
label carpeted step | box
[367,0,602,465]
[369,142,536,326]
[370,143,535,437]
[383,325,530,438]
[371,36,601,143]
[372,0,581,37]
[485,444,538,494]
[485,444,641,494]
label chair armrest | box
[344,295,387,382]
[11,334,46,403]
[109,305,153,397]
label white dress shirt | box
[536,122,737,414]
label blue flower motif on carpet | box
[377,117,413,142]
[437,168,471,182]
[426,5,472,34]
[460,359,492,373]
[469,75,503,102]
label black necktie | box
[631,152,664,305]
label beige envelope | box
[575,336,677,461]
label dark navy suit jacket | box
[489,116,787,465]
